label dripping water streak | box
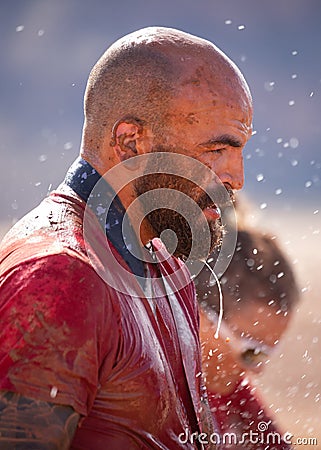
[204,261,224,339]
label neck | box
[82,153,157,248]
[116,184,158,247]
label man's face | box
[134,150,227,260]
[135,65,253,260]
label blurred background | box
[1,0,320,447]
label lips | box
[202,205,221,221]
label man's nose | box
[218,153,244,190]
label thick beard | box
[134,148,230,260]
[145,206,223,260]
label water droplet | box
[253,248,258,255]
[291,50,298,56]
[276,137,283,144]
[289,100,295,106]
[37,29,45,37]
[305,181,312,188]
[50,386,58,398]
[16,25,24,32]
[63,142,73,150]
[96,206,106,216]
[260,203,267,210]
[291,159,298,166]
[264,81,275,92]
[255,147,265,156]
[35,182,41,187]
[269,274,277,283]
[238,25,245,30]
[289,137,299,148]
[275,188,282,195]
[246,258,255,267]
[38,154,47,162]
[310,91,314,97]
[313,209,319,215]
[256,174,264,182]
[225,19,232,25]
[291,73,297,79]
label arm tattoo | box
[0,391,80,449]
[200,382,218,450]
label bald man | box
[0,27,253,449]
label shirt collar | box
[64,157,145,278]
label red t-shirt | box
[0,186,204,449]
[208,378,293,450]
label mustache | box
[197,183,235,211]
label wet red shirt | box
[208,378,293,450]
[0,186,204,449]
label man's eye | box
[210,148,225,155]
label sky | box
[1,0,321,224]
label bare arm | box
[0,391,80,449]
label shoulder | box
[0,251,117,416]
[0,252,109,339]
[0,186,91,278]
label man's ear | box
[110,117,144,162]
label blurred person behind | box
[195,198,300,449]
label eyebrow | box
[200,134,243,148]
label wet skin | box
[0,392,79,449]
[134,63,253,258]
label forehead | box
[226,302,290,345]
[166,87,252,147]
[167,63,253,135]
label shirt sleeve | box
[0,252,118,416]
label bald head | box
[81,27,252,168]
